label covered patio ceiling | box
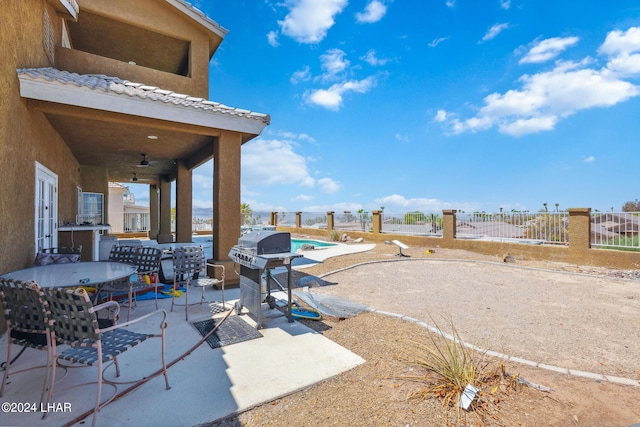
[17,67,269,184]
[44,111,216,184]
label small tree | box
[622,199,640,212]
[240,203,252,225]
[404,211,426,225]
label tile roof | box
[16,67,270,125]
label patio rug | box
[192,316,262,349]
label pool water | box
[190,235,335,258]
[291,238,336,252]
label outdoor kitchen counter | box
[58,225,111,261]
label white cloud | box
[241,139,315,187]
[305,77,377,110]
[598,27,640,56]
[267,30,279,47]
[303,201,363,212]
[584,156,596,163]
[290,65,311,84]
[606,53,640,76]
[320,48,350,81]
[599,27,640,77]
[394,133,409,142]
[374,194,479,213]
[482,23,509,41]
[361,49,390,66]
[520,36,580,64]
[500,0,511,9]
[356,0,388,24]
[318,177,341,193]
[273,129,316,143]
[446,0,456,7]
[295,194,314,201]
[434,109,448,122]
[193,173,213,191]
[428,36,449,48]
[434,28,640,136]
[278,0,347,44]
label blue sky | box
[125,0,640,214]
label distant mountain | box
[192,207,213,219]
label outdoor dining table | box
[0,261,136,289]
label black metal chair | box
[99,246,163,320]
[42,287,170,427]
[171,246,225,321]
[0,279,52,405]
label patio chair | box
[0,279,52,405]
[100,246,163,320]
[42,287,170,427]
[171,246,225,321]
[33,246,82,266]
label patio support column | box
[213,131,242,283]
[157,177,173,243]
[148,184,159,240]
[175,160,192,243]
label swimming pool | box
[190,235,335,257]
[291,238,337,252]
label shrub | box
[327,229,342,241]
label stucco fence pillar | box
[296,212,302,229]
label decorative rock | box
[300,243,315,251]
[503,254,516,263]
[353,237,364,243]
[341,233,348,242]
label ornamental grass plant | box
[398,317,520,426]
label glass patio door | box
[35,162,58,252]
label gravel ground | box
[203,239,640,427]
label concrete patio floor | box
[0,285,364,426]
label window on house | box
[77,192,104,225]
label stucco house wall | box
[56,0,213,97]
[0,0,219,274]
[0,0,83,271]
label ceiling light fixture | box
[132,172,138,182]
[147,135,158,140]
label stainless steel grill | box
[228,231,302,329]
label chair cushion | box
[34,252,80,266]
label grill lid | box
[236,230,291,255]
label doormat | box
[192,316,262,349]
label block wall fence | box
[274,208,640,270]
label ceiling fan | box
[137,153,151,167]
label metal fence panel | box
[299,212,328,229]
[456,212,568,245]
[381,212,443,236]
[591,212,640,250]
[334,211,371,232]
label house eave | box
[17,72,268,136]
[46,0,79,21]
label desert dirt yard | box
[208,239,640,427]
